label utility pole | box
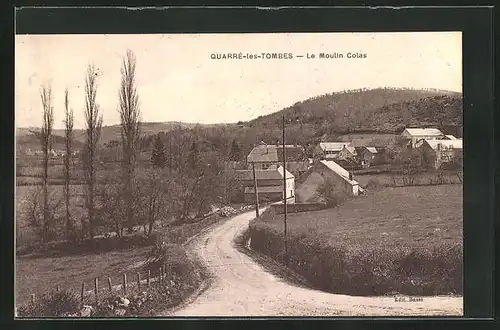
[282,114,288,263]
[252,162,260,218]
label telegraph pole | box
[252,162,260,218]
[282,114,288,263]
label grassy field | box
[354,171,462,188]
[250,184,463,295]
[261,184,462,249]
[16,246,151,306]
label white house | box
[235,165,295,203]
[314,142,354,160]
[296,160,361,202]
[401,128,444,148]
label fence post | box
[164,263,167,280]
[137,272,141,290]
[30,294,35,304]
[80,283,85,304]
[122,273,127,294]
[107,277,112,292]
[94,278,99,304]
[147,270,151,287]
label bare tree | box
[96,179,126,238]
[63,88,74,240]
[118,49,141,232]
[39,83,54,242]
[136,168,170,237]
[83,63,103,239]
[24,186,63,242]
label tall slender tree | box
[83,63,103,239]
[63,88,74,240]
[118,49,141,232]
[40,83,54,242]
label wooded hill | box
[17,88,463,160]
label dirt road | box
[166,210,463,317]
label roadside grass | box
[249,185,463,296]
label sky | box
[15,32,462,129]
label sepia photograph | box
[15,32,463,317]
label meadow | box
[249,184,463,296]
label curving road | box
[166,210,463,317]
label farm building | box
[401,128,444,148]
[337,144,358,161]
[295,160,361,203]
[314,142,354,160]
[246,142,306,169]
[357,146,389,167]
[246,142,309,176]
[235,165,295,204]
[420,139,463,170]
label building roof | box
[247,143,304,163]
[365,147,378,154]
[247,144,279,163]
[402,128,444,137]
[235,165,294,181]
[319,142,353,152]
[445,135,457,140]
[342,145,357,155]
[319,160,359,185]
[425,139,463,150]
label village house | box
[314,142,354,160]
[357,146,388,167]
[235,165,295,203]
[295,160,361,203]
[400,128,445,148]
[246,142,309,176]
[419,139,463,170]
[337,144,358,162]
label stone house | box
[420,139,463,170]
[295,160,361,202]
[314,142,354,160]
[235,165,295,203]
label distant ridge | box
[16,88,463,150]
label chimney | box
[349,172,353,181]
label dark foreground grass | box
[249,185,463,296]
